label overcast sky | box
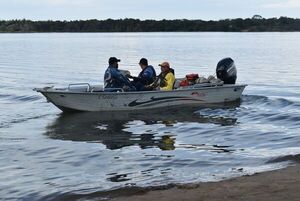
[0,0,300,20]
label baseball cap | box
[109,57,121,65]
[159,61,170,68]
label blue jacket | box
[104,66,133,89]
[137,65,157,85]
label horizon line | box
[1,16,299,22]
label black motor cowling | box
[216,57,237,84]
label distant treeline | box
[1,16,300,32]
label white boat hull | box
[36,84,247,112]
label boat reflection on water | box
[45,102,240,150]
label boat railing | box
[102,88,124,92]
[190,82,224,88]
[68,83,91,92]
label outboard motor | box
[216,57,237,84]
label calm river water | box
[0,33,300,200]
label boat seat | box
[90,85,104,92]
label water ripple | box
[0,93,42,103]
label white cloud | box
[263,0,300,8]
[8,0,97,6]
[43,0,97,6]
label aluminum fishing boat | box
[35,83,247,112]
[35,57,247,112]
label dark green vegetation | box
[1,16,299,32]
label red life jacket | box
[186,74,199,81]
[179,79,189,87]
[179,73,199,87]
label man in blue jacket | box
[104,57,135,91]
[129,58,157,91]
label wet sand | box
[109,155,300,201]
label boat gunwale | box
[36,84,247,96]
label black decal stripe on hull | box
[129,97,203,107]
[129,96,187,107]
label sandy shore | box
[108,155,300,201]
[58,155,300,201]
